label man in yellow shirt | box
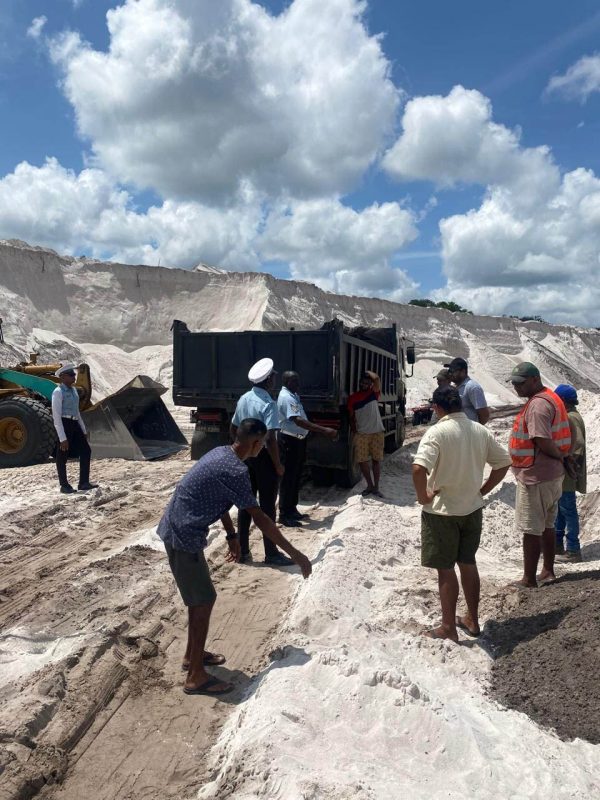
[412,387,511,642]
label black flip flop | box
[183,676,234,696]
[181,652,227,671]
[455,617,481,638]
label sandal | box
[183,675,234,696]
[182,652,227,671]
[455,616,481,638]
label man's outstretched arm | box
[249,507,312,577]
[220,511,241,562]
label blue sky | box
[1,1,600,323]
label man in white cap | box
[230,358,291,566]
[51,364,97,494]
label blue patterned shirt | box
[157,446,257,552]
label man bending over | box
[158,419,312,695]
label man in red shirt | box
[348,371,385,497]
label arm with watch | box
[220,512,241,563]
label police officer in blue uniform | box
[230,358,292,566]
[277,371,337,526]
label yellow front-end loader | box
[0,356,186,468]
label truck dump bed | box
[172,319,403,411]
[173,323,334,405]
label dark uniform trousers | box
[56,418,91,488]
[278,433,307,518]
[237,447,279,558]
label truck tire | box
[396,416,406,448]
[191,426,229,460]
[310,466,334,486]
[333,460,361,488]
[0,396,57,468]
[333,449,362,488]
[385,415,406,453]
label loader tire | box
[0,396,57,468]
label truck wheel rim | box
[0,417,28,454]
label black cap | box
[444,357,468,371]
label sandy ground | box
[1,406,599,800]
[0,449,344,800]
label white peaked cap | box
[248,357,274,384]
[55,363,77,377]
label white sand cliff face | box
[1,239,599,411]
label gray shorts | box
[164,542,217,607]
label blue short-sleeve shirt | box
[457,377,488,422]
[157,446,257,552]
[231,387,280,429]
[278,387,308,438]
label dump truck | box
[172,319,415,487]
[0,356,187,468]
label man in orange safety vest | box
[508,362,574,588]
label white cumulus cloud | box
[546,53,600,102]
[260,198,418,299]
[384,85,600,325]
[0,159,418,300]
[382,85,558,208]
[49,0,399,202]
[27,16,47,40]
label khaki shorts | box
[421,509,482,569]
[354,432,385,463]
[515,477,563,536]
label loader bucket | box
[84,375,188,460]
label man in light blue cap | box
[553,384,586,563]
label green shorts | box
[421,508,483,570]
[164,542,217,607]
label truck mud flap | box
[84,375,188,460]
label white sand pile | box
[197,406,600,800]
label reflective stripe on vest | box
[510,388,571,468]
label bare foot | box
[182,651,226,671]
[455,615,481,637]
[509,579,537,589]
[422,625,459,643]
[537,570,556,585]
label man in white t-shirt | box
[412,386,511,642]
[348,371,385,497]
